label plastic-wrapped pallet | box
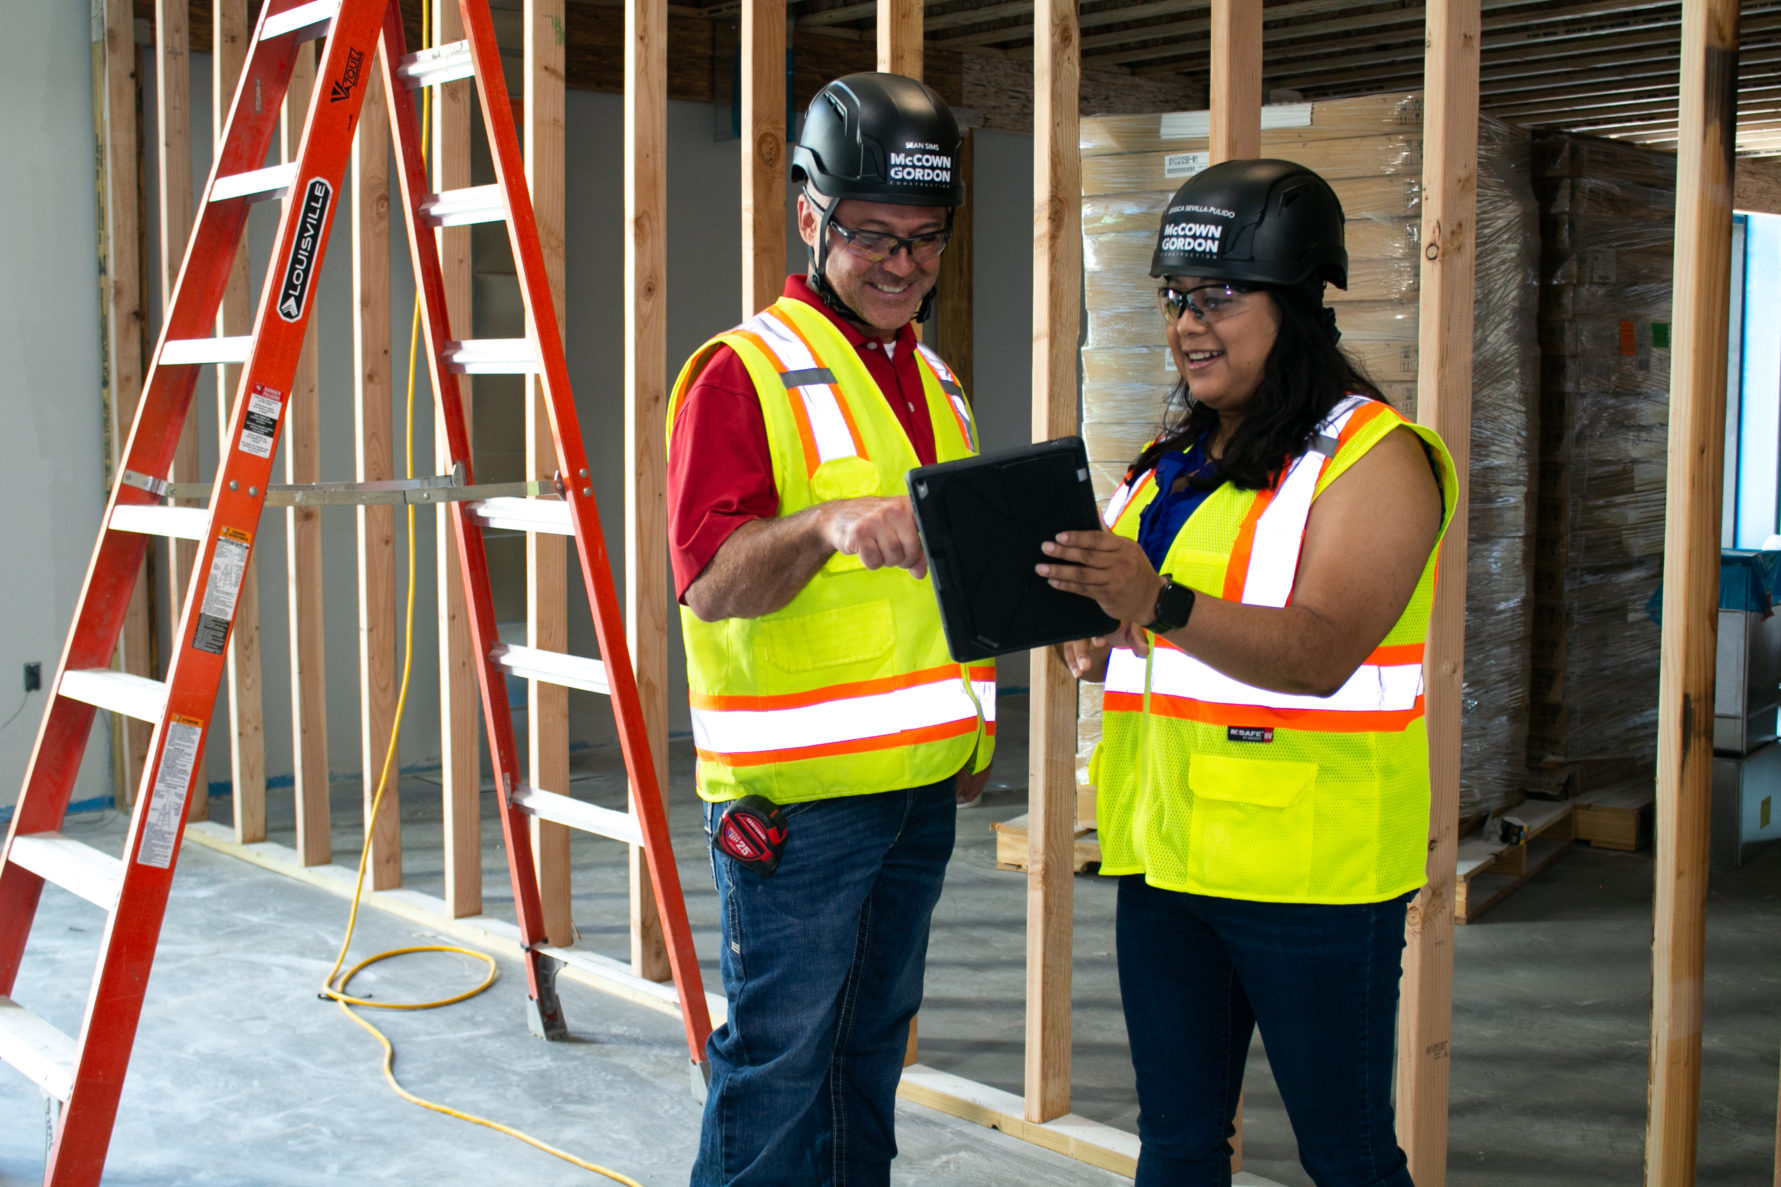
[1525,132,1672,795]
[1077,92,1540,823]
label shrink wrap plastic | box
[1076,93,1540,821]
[1525,133,1674,786]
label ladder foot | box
[524,952,567,1041]
[689,1058,711,1104]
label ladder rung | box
[8,833,123,911]
[444,339,540,374]
[210,163,298,203]
[59,669,169,725]
[421,185,507,227]
[511,787,645,847]
[396,40,474,89]
[0,996,76,1103]
[468,497,573,536]
[110,504,210,541]
[260,0,338,41]
[160,336,254,366]
[490,644,609,695]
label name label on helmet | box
[889,150,953,184]
[1160,222,1224,255]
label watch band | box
[1144,575,1196,635]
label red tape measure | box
[713,795,788,876]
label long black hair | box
[1127,285,1385,492]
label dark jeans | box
[1116,875,1416,1187]
[690,779,957,1187]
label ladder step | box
[444,339,540,374]
[421,185,507,227]
[0,996,76,1103]
[260,0,338,41]
[210,162,298,203]
[59,669,169,725]
[468,496,572,536]
[490,644,609,695]
[396,40,474,89]
[8,833,123,911]
[160,336,254,366]
[511,787,645,847]
[110,504,211,541]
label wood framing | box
[741,0,786,316]
[283,45,332,868]
[99,0,153,811]
[1400,3,1480,1183]
[153,0,206,826]
[932,128,973,397]
[1647,2,1738,1183]
[626,0,671,981]
[434,0,482,918]
[526,0,574,947]
[214,0,267,845]
[1209,0,1261,162]
[354,56,401,892]
[878,0,923,76]
[1026,0,1079,1127]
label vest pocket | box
[1186,754,1317,899]
[760,599,895,674]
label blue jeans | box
[1116,876,1416,1187]
[690,779,957,1187]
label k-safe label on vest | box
[1227,725,1274,744]
[277,179,332,322]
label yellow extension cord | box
[314,14,643,1183]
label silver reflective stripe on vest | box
[1238,394,1369,609]
[691,674,996,759]
[745,309,861,464]
[1147,642,1424,714]
[915,342,975,450]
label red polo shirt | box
[667,275,940,601]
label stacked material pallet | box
[1526,133,1673,797]
[1075,93,1540,823]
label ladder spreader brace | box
[0,2,711,1182]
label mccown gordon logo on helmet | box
[889,140,953,184]
[1160,202,1235,255]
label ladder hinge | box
[117,469,171,498]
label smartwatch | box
[1145,575,1196,635]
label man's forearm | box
[684,507,835,622]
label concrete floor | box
[3,694,1779,1185]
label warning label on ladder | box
[192,527,252,655]
[238,384,283,458]
[138,717,203,868]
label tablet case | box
[907,436,1120,662]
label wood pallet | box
[1570,782,1655,851]
[992,813,1102,874]
[1455,799,1575,923]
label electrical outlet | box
[23,662,41,692]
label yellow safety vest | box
[667,296,995,804]
[1090,395,1457,903]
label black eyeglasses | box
[1158,282,1258,324]
[830,220,952,264]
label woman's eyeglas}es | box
[830,220,952,264]
[1158,282,1258,324]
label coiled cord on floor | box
[316,14,642,1182]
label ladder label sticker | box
[192,528,252,655]
[239,385,283,459]
[139,717,203,869]
[277,179,332,322]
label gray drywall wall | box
[9,41,1041,811]
[0,4,115,815]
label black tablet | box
[907,436,1120,662]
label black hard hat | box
[1150,159,1347,290]
[791,72,964,208]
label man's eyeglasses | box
[830,220,952,264]
[1158,282,1258,324]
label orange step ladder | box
[0,2,711,1182]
